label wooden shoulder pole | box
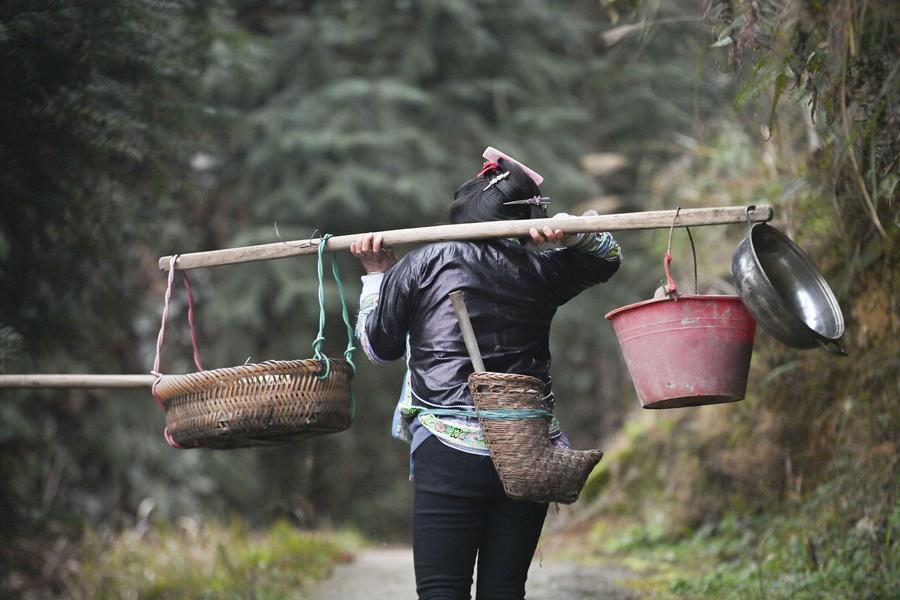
[0,375,158,389]
[159,205,772,271]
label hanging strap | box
[662,205,700,297]
[150,254,203,449]
[663,206,681,297]
[312,233,357,380]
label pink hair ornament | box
[482,146,544,186]
[477,161,501,177]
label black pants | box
[412,436,549,600]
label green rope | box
[312,233,357,381]
[330,246,357,371]
[329,248,357,421]
[312,235,331,379]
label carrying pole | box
[0,375,159,389]
[159,205,773,271]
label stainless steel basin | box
[731,223,846,355]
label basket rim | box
[154,357,353,401]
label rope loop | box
[663,207,681,297]
[662,206,699,296]
[150,254,200,449]
[313,233,357,380]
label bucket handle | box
[663,207,699,297]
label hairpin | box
[482,171,510,191]
[502,195,551,207]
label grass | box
[66,519,361,599]
[580,499,900,600]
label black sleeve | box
[538,246,621,306]
[364,254,420,361]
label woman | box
[351,151,621,600]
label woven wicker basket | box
[468,371,603,504]
[155,358,353,450]
[152,237,356,450]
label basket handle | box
[151,255,204,382]
[150,254,203,448]
[311,234,357,380]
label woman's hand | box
[529,224,571,245]
[529,211,599,246]
[351,232,397,274]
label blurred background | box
[1,0,897,597]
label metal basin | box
[731,223,847,355]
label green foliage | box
[67,520,353,599]
[0,0,231,583]
[0,0,219,355]
[586,501,899,599]
[671,506,900,599]
[706,0,900,237]
[206,0,607,238]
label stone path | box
[308,546,637,600]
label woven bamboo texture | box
[469,371,603,504]
[154,358,353,449]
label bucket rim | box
[604,294,744,321]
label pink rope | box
[184,271,203,372]
[663,252,678,296]
[150,254,203,449]
[663,207,680,298]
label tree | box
[0,0,223,583]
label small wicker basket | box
[155,358,353,449]
[469,371,603,504]
[152,236,355,450]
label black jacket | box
[365,239,620,409]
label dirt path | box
[308,546,637,600]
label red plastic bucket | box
[605,296,756,409]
